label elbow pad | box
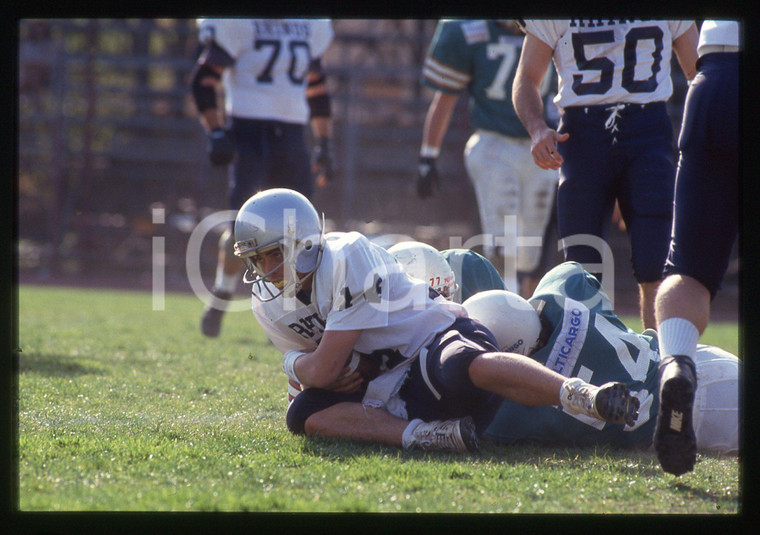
[190,63,221,112]
[307,92,331,119]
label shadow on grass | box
[17,352,105,377]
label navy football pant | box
[663,53,739,298]
[228,117,313,210]
[286,317,502,436]
[556,102,675,283]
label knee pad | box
[285,388,334,435]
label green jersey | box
[422,19,557,138]
[485,262,661,449]
[441,248,506,304]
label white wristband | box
[282,350,305,383]
[420,145,440,159]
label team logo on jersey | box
[545,298,589,376]
[461,21,489,44]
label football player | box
[191,18,335,338]
[465,263,738,459]
[233,188,639,453]
[654,20,741,476]
[392,244,738,459]
[512,19,699,330]
[418,19,559,297]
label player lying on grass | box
[389,242,738,458]
[233,188,639,453]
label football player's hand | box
[417,156,439,199]
[326,366,363,393]
[530,128,569,170]
[312,137,335,187]
[207,127,235,166]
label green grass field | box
[16,284,741,514]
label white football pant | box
[464,130,558,282]
[692,345,740,454]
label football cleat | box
[411,416,479,453]
[561,378,640,427]
[200,288,232,338]
[654,355,697,476]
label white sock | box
[214,266,238,294]
[401,419,424,450]
[658,317,699,359]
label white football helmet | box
[463,290,542,356]
[387,241,458,299]
[233,188,325,301]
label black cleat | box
[654,355,697,476]
[595,382,640,427]
[200,289,232,338]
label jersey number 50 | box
[571,26,664,96]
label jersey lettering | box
[570,26,665,96]
[287,312,326,339]
[545,298,589,376]
[254,39,311,85]
[593,314,655,382]
[484,42,518,101]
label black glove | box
[207,127,235,166]
[416,156,439,199]
[312,137,335,185]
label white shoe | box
[560,378,639,426]
[411,417,479,453]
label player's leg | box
[288,388,478,452]
[414,317,639,428]
[516,143,559,298]
[464,130,520,291]
[654,54,739,475]
[554,107,616,283]
[692,345,739,454]
[268,121,314,199]
[617,103,675,330]
[201,118,268,337]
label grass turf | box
[15,285,741,514]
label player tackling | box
[233,188,639,452]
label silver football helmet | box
[463,290,542,356]
[233,188,325,301]
[387,241,458,299]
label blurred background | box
[16,18,738,316]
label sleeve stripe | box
[424,57,470,85]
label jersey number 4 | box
[254,39,311,85]
[571,26,664,96]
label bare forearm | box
[200,108,224,132]
[422,91,458,151]
[513,82,548,140]
[310,116,332,139]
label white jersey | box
[252,231,464,362]
[521,19,693,109]
[197,18,333,123]
[697,20,741,56]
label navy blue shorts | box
[286,317,502,436]
[228,117,313,210]
[556,102,675,282]
[663,53,739,298]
